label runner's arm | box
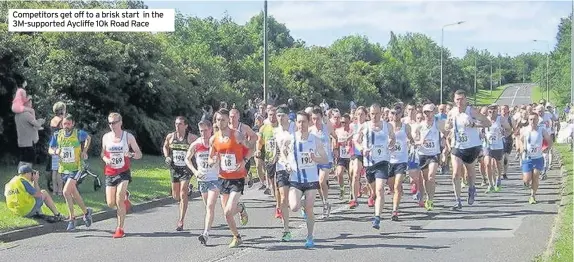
[236,130,253,160]
[162,133,172,158]
[405,124,415,145]
[243,124,259,143]
[127,134,143,159]
[207,136,217,165]
[101,134,111,164]
[82,134,91,156]
[185,142,199,174]
[387,122,396,147]
[48,131,59,155]
[313,137,329,164]
[501,118,512,135]
[471,108,492,128]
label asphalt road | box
[496,83,534,106]
[1,84,561,262]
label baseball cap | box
[422,104,435,112]
[18,164,34,174]
[488,104,498,109]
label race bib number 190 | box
[299,152,315,169]
[172,151,186,167]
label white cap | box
[422,104,435,112]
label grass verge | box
[537,144,573,262]
[0,155,198,232]
[474,85,506,105]
[531,85,560,106]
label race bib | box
[299,152,315,169]
[489,134,498,142]
[61,147,75,163]
[196,152,214,173]
[423,139,436,149]
[371,145,385,160]
[220,153,237,172]
[457,133,469,143]
[265,139,276,152]
[392,143,402,152]
[339,146,351,158]
[109,152,125,169]
[172,150,186,167]
[528,146,540,155]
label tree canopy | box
[0,0,558,161]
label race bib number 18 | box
[221,153,237,172]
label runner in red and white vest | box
[101,112,142,238]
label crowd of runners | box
[6,88,562,249]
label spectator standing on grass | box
[4,164,64,220]
[46,101,66,196]
[14,90,45,168]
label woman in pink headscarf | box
[12,81,36,117]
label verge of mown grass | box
[534,144,573,262]
[474,85,506,105]
[531,85,559,106]
[0,155,198,232]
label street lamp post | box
[474,56,477,105]
[440,21,465,104]
[490,63,493,95]
[263,0,268,104]
[533,39,550,102]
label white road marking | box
[510,85,523,106]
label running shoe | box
[176,221,184,231]
[372,216,381,229]
[238,203,249,226]
[301,209,307,220]
[281,231,292,242]
[229,235,243,248]
[349,199,358,209]
[528,196,537,204]
[275,208,283,219]
[322,203,331,219]
[424,200,434,211]
[304,236,315,248]
[83,208,93,228]
[198,233,209,245]
[367,197,375,207]
[66,220,76,231]
[391,211,399,221]
[485,185,494,194]
[451,199,462,210]
[112,227,125,238]
[339,189,345,200]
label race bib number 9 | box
[61,147,75,163]
[371,145,385,160]
[299,152,315,169]
[172,150,186,167]
[220,153,237,172]
[110,152,125,169]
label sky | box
[145,0,573,58]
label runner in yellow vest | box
[48,114,93,231]
[4,165,63,219]
[255,107,280,217]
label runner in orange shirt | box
[209,108,252,248]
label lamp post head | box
[457,21,465,25]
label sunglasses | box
[108,120,119,125]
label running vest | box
[485,116,504,150]
[259,123,277,163]
[213,130,246,179]
[103,131,131,176]
[4,176,35,216]
[336,127,353,159]
[363,121,390,166]
[523,127,544,159]
[290,132,320,183]
[452,106,481,149]
[390,123,408,164]
[418,120,441,156]
[194,140,218,181]
[310,123,333,163]
[57,129,83,173]
[275,122,296,171]
[169,132,190,168]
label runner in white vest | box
[446,90,491,210]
